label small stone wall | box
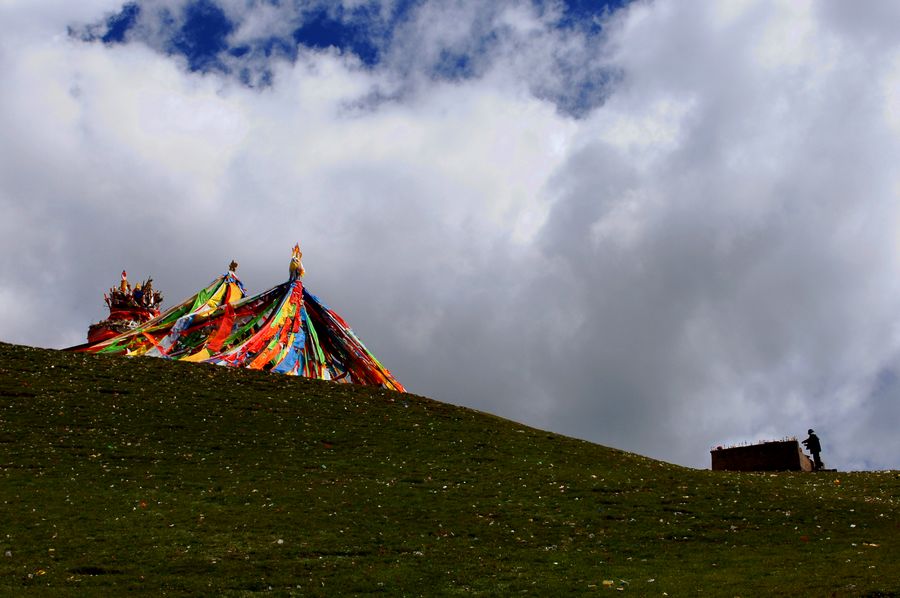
[711,440,813,472]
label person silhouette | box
[802,429,823,471]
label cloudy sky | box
[2,0,899,471]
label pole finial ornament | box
[289,243,305,279]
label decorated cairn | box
[71,245,404,391]
[87,271,164,343]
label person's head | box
[808,429,814,435]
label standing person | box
[802,429,823,471]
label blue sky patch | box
[293,9,380,66]
[560,0,630,31]
[170,0,234,72]
[101,2,140,44]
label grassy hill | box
[0,342,898,596]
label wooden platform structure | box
[711,440,814,472]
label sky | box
[2,0,900,471]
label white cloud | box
[2,0,900,471]
[227,2,298,45]
[531,0,900,468]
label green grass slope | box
[0,342,898,596]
